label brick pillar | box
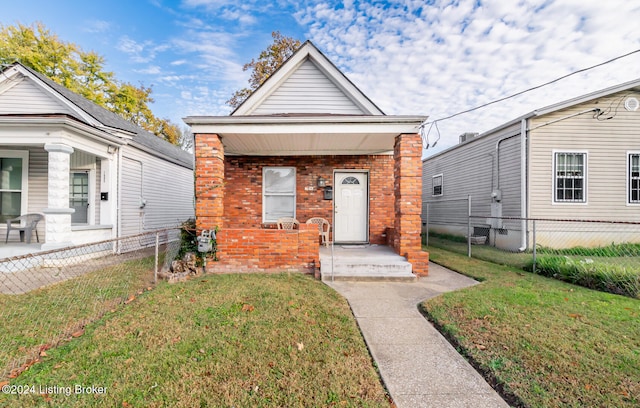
[393,133,429,276]
[195,133,225,231]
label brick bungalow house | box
[184,41,429,277]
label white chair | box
[277,217,299,230]
[306,217,331,247]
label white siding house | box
[0,63,194,251]
[423,79,640,250]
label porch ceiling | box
[184,114,427,155]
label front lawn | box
[421,246,640,407]
[0,273,389,407]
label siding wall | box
[422,123,522,220]
[422,122,523,247]
[529,90,640,222]
[251,59,366,115]
[121,146,194,237]
[0,78,74,115]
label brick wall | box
[393,133,429,276]
[205,223,319,274]
[195,134,225,231]
[222,155,394,244]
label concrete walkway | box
[325,263,510,408]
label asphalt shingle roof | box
[13,63,193,169]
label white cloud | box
[82,20,111,33]
[293,0,640,155]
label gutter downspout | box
[520,118,527,252]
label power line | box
[421,48,640,126]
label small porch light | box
[317,176,327,188]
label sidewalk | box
[325,263,510,408]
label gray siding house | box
[0,62,194,250]
[423,79,640,250]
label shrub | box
[527,255,640,299]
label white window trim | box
[551,150,588,205]
[627,151,640,206]
[432,173,443,197]
[262,166,296,223]
[0,149,29,218]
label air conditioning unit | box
[459,132,479,144]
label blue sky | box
[3,0,640,155]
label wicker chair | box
[5,213,44,244]
[306,217,331,247]
[277,217,299,230]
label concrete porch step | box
[319,244,416,282]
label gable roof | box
[0,62,193,169]
[232,41,384,116]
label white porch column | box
[41,143,75,250]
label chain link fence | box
[423,198,640,298]
[0,228,182,379]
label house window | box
[554,152,586,203]
[70,171,90,224]
[0,150,28,223]
[263,167,296,222]
[432,174,443,196]
[629,153,640,204]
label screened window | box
[555,152,586,203]
[432,174,443,196]
[70,172,90,224]
[263,167,296,222]
[629,154,640,204]
[0,151,28,223]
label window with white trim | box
[263,167,296,222]
[432,174,443,196]
[629,153,640,204]
[554,152,586,203]
[0,150,28,223]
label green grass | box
[421,246,640,408]
[0,273,389,407]
[0,257,155,377]
[426,234,640,298]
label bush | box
[527,255,640,299]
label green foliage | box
[227,31,301,109]
[0,22,181,145]
[428,231,468,243]
[536,242,640,257]
[176,219,218,265]
[526,255,640,298]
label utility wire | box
[421,48,640,126]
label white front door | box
[334,172,368,243]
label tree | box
[0,22,182,146]
[227,31,302,109]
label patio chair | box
[306,217,331,247]
[5,213,44,244]
[277,217,299,230]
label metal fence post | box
[532,220,537,273]
[425,202,429,247]
[467,195,472,257]
[154,231,159,284]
